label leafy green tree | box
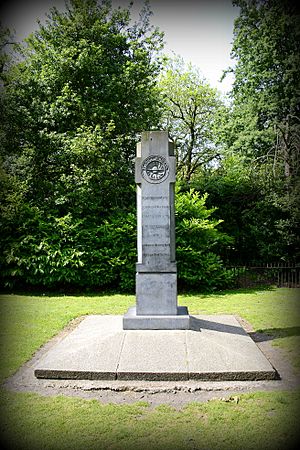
[1,0,163,217]
[159,56,227,183]
[220,0,300,261]
[226,0,299,179]
[0,0,164,290]
[0,24,13,76]
[192,153,295,263]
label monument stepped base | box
[34,315,277,382]
[123,306,190,330]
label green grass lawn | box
[0,288,299,449]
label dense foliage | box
[1,0,298,292]
[1,188,233,292]
[191,154,296,263]
[0,0,160,291]
[1,0,163,217]
[0,0,232,292]
[220,0,300,261]
[186,0,299,265]
[175,189,233,290]
[159,57,226,182]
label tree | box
[159,57,226,183]
[220,0,300,261]
[0,24,13,75]
[0,0,164,290]
[1,0,163,218]
[226,0,300,179]
[191,153,296,263]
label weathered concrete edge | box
[34,369,116,381]
[188,370,279,381]
[35,368,278,382]
[117,372,189,381]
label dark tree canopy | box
[0,0,166,290]
[214,0,300,261]
[227,0,300,175]
[1,0,163,217]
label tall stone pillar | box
[123,131,190,330]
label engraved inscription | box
[143,196,169,200]
[143,225,169,229]
[143,244,169,247]
[141,155,169,184]
[144,253,168,256]
[143,224,170,241]
[143,205,169,209]
[143,215,167,218]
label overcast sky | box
[1,0,239,94]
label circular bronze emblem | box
[141,155,169,184]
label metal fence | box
[226,262,300,288]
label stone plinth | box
[34,315,277,381]
[123,131,189,330]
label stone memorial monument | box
[123,131,190,329]
[33,130,276,381]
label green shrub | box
[0,190,233,293]
[0,208,136,292]
[175,189,234,291]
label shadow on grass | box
[250,326,300,342]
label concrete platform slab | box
[118,331,188,380]
[188,316,276,380]
[35,316,124,380]
[34,315,277,381]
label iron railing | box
[226,262,300,288]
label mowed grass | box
[0,293,134,382]
[0,288,299,449]
[1,389,300,450]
